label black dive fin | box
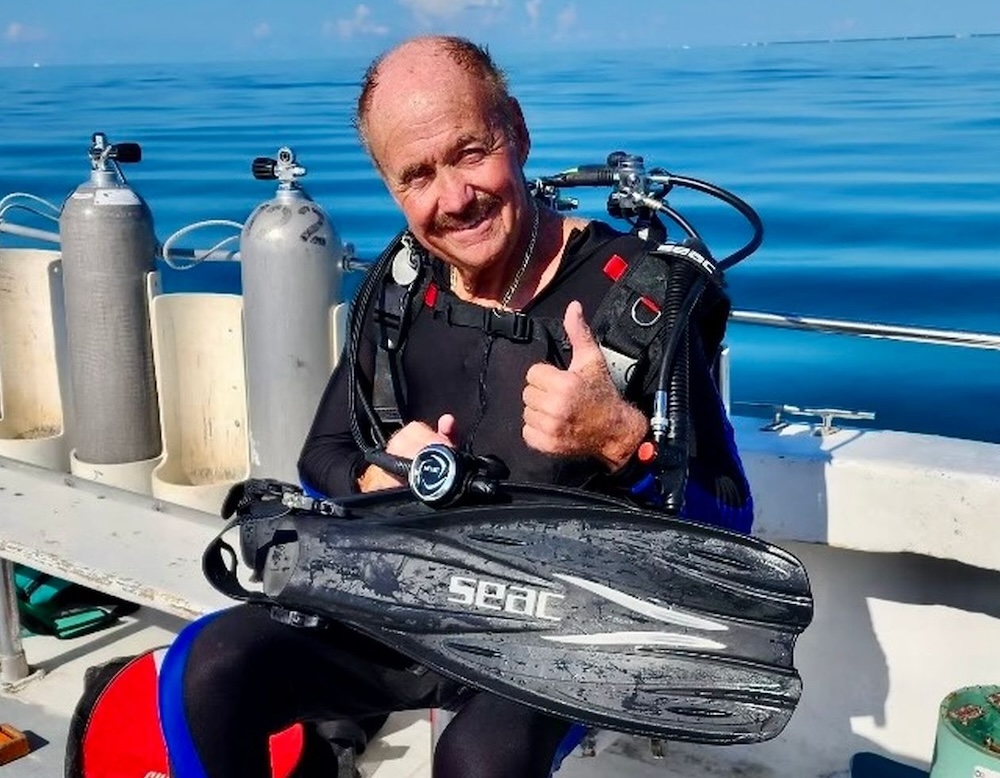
[222,482,813,745]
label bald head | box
[355,36,518,161]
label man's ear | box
[507,97,531,165]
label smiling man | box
[167,35,752,778]
[360,37,536,295]
[323,35,653,497]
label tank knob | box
[252,147,306,187]
[88,132,142,169]
[252,157,278,180]
[112,143,142,163]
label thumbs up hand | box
[522,301,646,470]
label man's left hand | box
[522,300,647,471]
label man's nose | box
[435,167,475,215]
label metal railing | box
[724,309,999,433]
[730,310,1000,351]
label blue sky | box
[1,0,998,66]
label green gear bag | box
[13,564,139,640]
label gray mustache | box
[435,194,501,231]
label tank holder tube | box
[0,222,61,245]
[160,220,244,268]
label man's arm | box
[298,357,371,497]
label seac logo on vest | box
[447,576,564,621]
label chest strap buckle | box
[485,308,533,343]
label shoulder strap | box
[371,234,432,427]
[372,279,414,426]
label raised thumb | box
[436,413,457,442]
[564,300,600,372]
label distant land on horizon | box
[764,30,1000,46]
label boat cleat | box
[739,401,876,435]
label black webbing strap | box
[437,296,535,343]
[372,269,432,427]
[202,510,264,603]
[429,290,570,367]
[202,481,288,604]
[202,480,345,604]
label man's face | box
[365,58,530,275]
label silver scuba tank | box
[58,132,161,465]
[240,147,343,483]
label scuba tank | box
[59,132,161,467]
[240,147,343,483]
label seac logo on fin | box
[447,576,564,621]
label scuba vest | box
[369,227,700,419]
[358,221,753,533]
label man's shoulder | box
[564,219,652,263]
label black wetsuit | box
[178,221,747,777]
[299,220,663,497]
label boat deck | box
[1,608,694,777]
[1,609,446,778]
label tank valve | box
[252,146,307,188]
[88,132,142,170]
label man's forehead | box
[366,64,495,147]
[378,38,452,77]
[370,51,481,114]
[363,41,506,173]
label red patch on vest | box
[603,254,628,281]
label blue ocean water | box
[2,36,998,443]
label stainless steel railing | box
[730,310,1000,351]
[720,309,999,428]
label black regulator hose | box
[654,260,705,514]
[657,173,764,269]
[345,229,422,479]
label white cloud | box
[4,21,46,43]
[554,3,576,39]
[525,0,541,27]
[831,17,859,34]
[399,0,502,19]
[325,4,389,40]
[253,22,272,40]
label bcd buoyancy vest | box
[364,224,753,532]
